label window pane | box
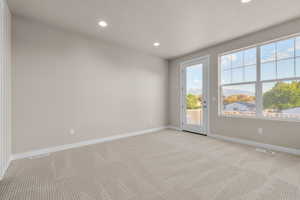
[244,48,256,65]
[277,59,295,79]
[244,65,256,82]
[263,81,300,119]
[297,57,300,77]
[261,62,276,80]
[261,43,276,63]
[277,39,294,60]
[231,51,243,67]
[222,84,256,116]
[222,70,231,84]
[186,64,203,126]
[296,37,300,57]
[232,67,244,83]
[221,55,231,70]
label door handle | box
[203,100,207,108]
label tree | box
[263,81,300,110]
[186,94,201,109]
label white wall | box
[169,18,300,150]
[0,0,12,179]
[12,16,168,154]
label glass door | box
[181,57,209,134]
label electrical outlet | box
[70,129,75,135]
[258,128,263,135]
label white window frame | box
[218,33,300,122]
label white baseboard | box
[0,157,12,181]
[10,125,300,163]
[167,126,300,156]
[167,125,182,131]
[12,126,167,161]
[208,133,300,156]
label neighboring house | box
[224,102,256,112]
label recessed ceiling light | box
[153,42,160,47]
[98,21,108,28]
[241,0,252,3]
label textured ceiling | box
[8,0,300,59]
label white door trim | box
[180,55,210,135]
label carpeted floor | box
[1,129,300,200]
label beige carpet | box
[1,129,300,200]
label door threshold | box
[182,130,207,136]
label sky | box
[186,64,203,94]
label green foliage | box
[263,81,300,110]
[186,94,201,109]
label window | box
[260,39,296,80]
[219,35,300,120]
[220,48,257,117]
[263,81,300,119]
[221,48,256,84]
[221,84,256,116]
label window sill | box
[219,114,300,123]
